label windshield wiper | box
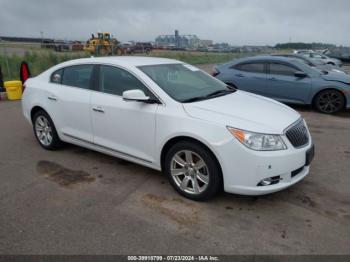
[182,89,235,103]
[205,89,235,99]
[182,96,208,103]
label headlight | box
[227,127,287,151]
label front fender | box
[311,81,350,104]
[155,108,231,170]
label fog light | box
[257,176,282,187]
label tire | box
[32,110,62,150]
[164,141,222,201]
[114,48,123,56]
[314,89,345,114]
[97,46,107,56]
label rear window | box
[62,65,93,89]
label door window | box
[269,63,297,76]
[98,65,151,96]
[62,65,93,89]
[234,62,265,73]
[50,69,63,84]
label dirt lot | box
[0,66,350,255]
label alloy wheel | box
[170,150,209,195]
[317,91,344,114]
[35,115,53,146]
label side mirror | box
[294,71,308,78]
[122,89,153,103]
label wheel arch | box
[160,136,224,188]
[312,87,347,108]
[30,105,48,123]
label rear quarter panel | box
[21,77,55,125]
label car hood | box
[321,72,350,84]
[183,91,300,134]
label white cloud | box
[0,0,349,45]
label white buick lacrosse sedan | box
[22,57,314,200]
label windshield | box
[311,59,324,65]
[138,64,234,103]
[292,57,314,66]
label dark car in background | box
[131,42,153,54]
[213,56,350,114]
[122,42,153,54]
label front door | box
[265,62,311,104]
[91,65,158,163]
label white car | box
[22,57,314,200]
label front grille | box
[286,120,309,148]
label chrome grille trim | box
[285,119,309,148]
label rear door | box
[265,62,311,103]
[90,65,158,163]
[47,64,94,142]
[231,61,267,95]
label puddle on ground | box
[37,160,95,187]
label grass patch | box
[0,49,261,81]
[0,51,88,81]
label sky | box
[1,0,350,46]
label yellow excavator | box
[84,32,125,56]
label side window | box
[98,65,151,96]
[50,69,63,84]
[269,63,297,76]
[62,65,93,89]
[235,63,265,74]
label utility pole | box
[40,31,44,47]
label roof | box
[235,55,296,63]
[219,55,301,67]
[216,55,309,70]
[61,56,182,67]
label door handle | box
[235,73,244,77]
[268,77,277,81]
[48,96,57,101]
[92,106,105,113]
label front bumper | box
[216,133,314,196]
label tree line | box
[275,42,336,50]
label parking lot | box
[0,65,350,255]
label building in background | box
[155,30,212,50]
